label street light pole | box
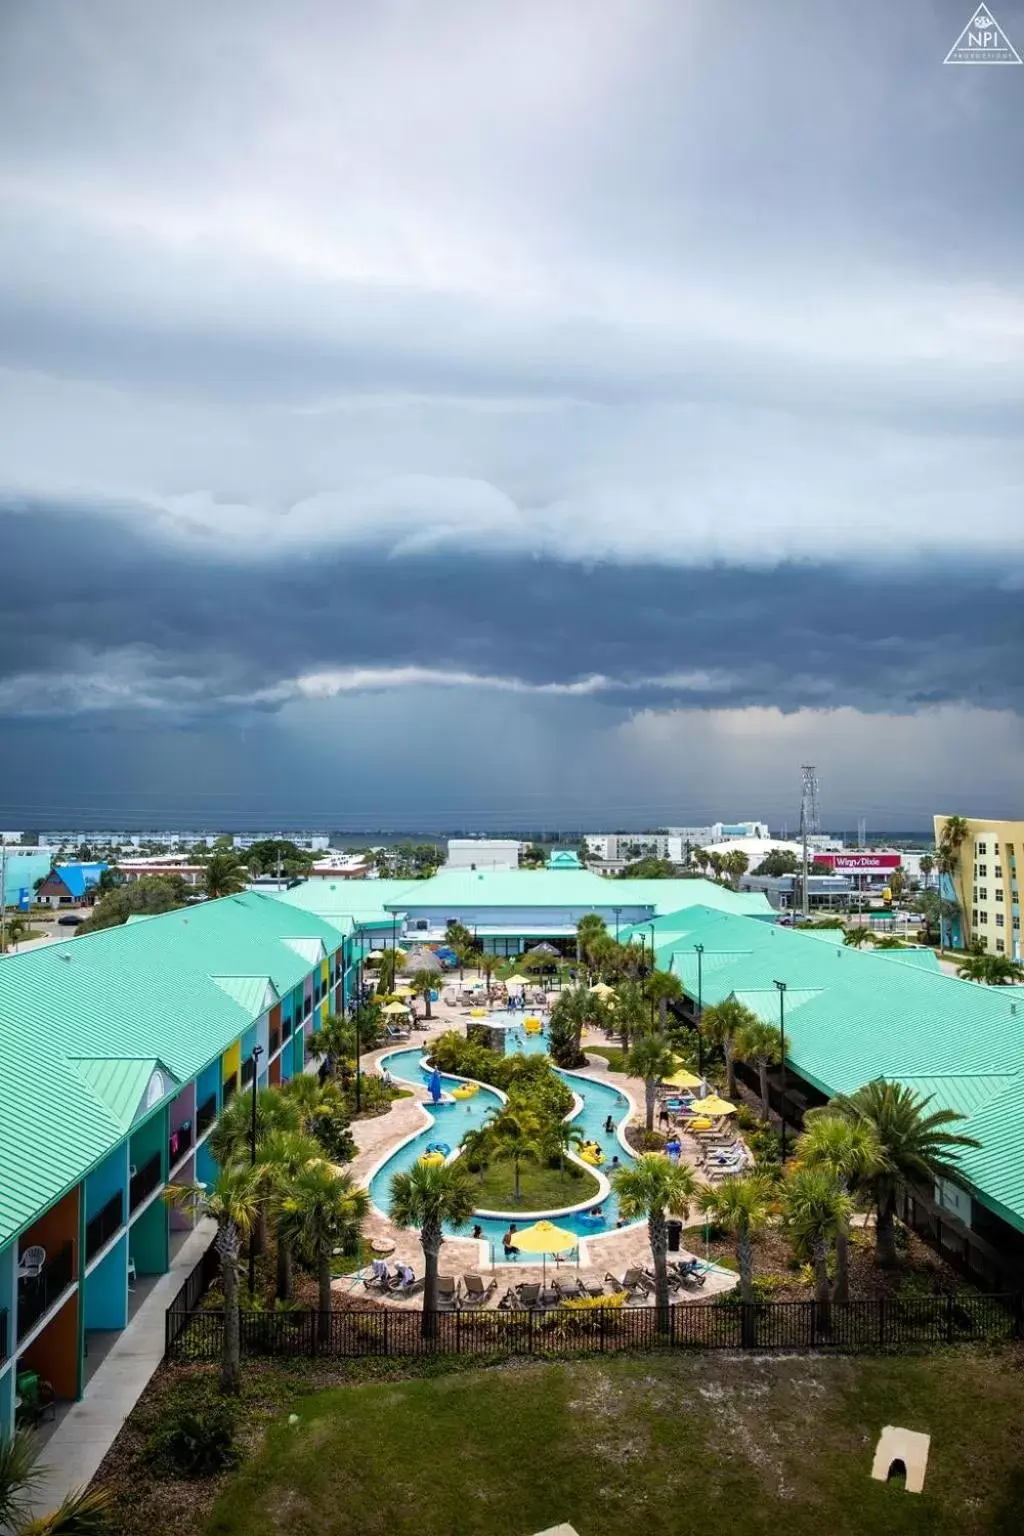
[248,1042,265,1296]
[772,980,787,1163]
[694,943,704,1076]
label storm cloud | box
[0,0,1021,825]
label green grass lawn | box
[472,1158,601,1211]
[584,1043,626,1072]
[202,1350,1024,1536]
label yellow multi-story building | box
[933,816,1023,961]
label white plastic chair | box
[127,1256,137,1289]
[18,1245,46,1281]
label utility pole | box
[798,765,819,921]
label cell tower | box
[798,765,820,918]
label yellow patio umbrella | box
[470,1006,488,1018]
[393,985,414,998]
[589,981,615,996]
[688,1094,736,1117]
[382,1000,410,1016]
[366,950,384,961]
[507,1219,579,1281]
[504,973,530,988]
[663,1067,703,1090]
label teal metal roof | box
[0,891,347,1246]
[640,905,1024,1232]
[69,1057,174,1130]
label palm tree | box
[843,926,870,948]
[919,853,935,885]
[388,1161,476,1338]
[722,848,749,890]
[540,1117,586,1180]
[699,1174,774,1307]
[611,978,648,1052]
[937,815,969,948]
[478,951,502,997]
[626,1033,677,1133]
[408,967,441,1019]
[255,1129,326,1300]
[644,967,683,1028]
[309,1012,357,1074]
[165,1168,260,1393]
[484,1106,542,1202]
[278,1165,368,1342]
[957,953,1024,985]
[798,1113,880,1302]
[611,1156,696,1331]
[1,914,29,953]
[826,1079,979,1267]
[208,1087,300,1257]
[550,985,604,1059]
[781,1166,851,1318]
[0,1430,115,1533]
[458,1125,494,1184]
[736,1019,782,1122]
[576,913,608,970]
[702,998,759,1098]
[202,850,249,899]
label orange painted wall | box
[269,1056,282,1087]
[20,1293,79,1399]
[270,1002,282,1032]
[21,1185,79,1277]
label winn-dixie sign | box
[815,853,901,873]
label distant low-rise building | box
[119,857,206,887]
[445,839,522,870]
[35,862,108,908]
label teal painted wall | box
[84,1235,128,1331]
[195,1137,218,1187]
[129,1197,167,1276]
[85,1146,127,1223]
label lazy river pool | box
[370,1016,639,1251]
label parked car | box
[58,914,84,926]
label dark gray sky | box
[1,1,1021,829]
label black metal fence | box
[166,1290,1020,1362]
[165,1237,222,1352]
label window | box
[996,938,1005,953]
[972,886,979,902]
[979,935,990,950]
[972,909,979,926]
[978,864,988,878]
[1013,916,1020,930]
[996,913,1004,927]
[995,865,1003,879]
[978,888,987,902]
[979,911,989,924]
[977,841,987,855]
[996,889,1004,902]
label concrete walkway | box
[28,1218,216,1518]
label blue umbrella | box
[428,1068,442,1104]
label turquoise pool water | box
[371,1018,639,1249]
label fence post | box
[599,1305,606,1353]
[946,1292,955,1346]
[528,1308,535,1354]
[669,1303,676,1348]
[382,1307,389,1357]
[878,1297,886,1349]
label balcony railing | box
[168,1121,194,1170]
[18,1241,75,1336]
[129,1153,162,1213]
[241,1056,255,1087]
[223,1073,237,1105]
[85,1192,124,1263]
[196,1093,217,1137]
[269,1029,281,1056]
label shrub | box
[639,1130,666,1151]
[145,1399,240,1478]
